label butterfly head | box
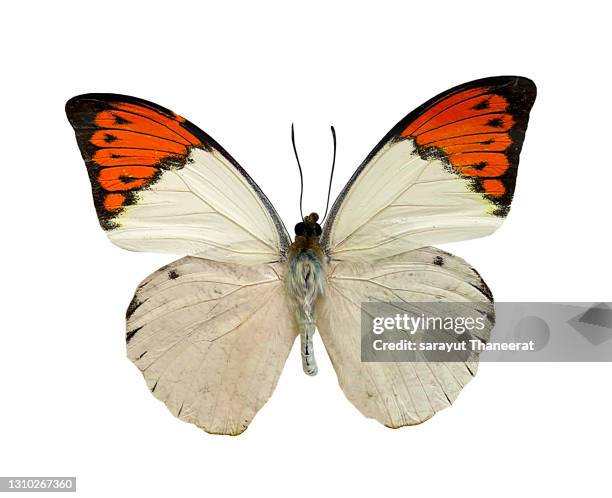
[294,212,322,239]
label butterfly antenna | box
[291,123,305,221]
[321,125,337,223]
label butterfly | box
[66,76,536,435]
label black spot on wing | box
[472,98,490,110]
[112,112,130,125]
[126,326,143,344]
[433,256,444,266]
[469,266,494,302]
[168,270,179,280]
[103,133,117,143]
[118,174,134,183]
[126,296,146,320]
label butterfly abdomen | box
[287,242,325,376]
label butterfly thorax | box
[287,213,326,376]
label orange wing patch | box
[401,86,521,200]
[104,193,127,212]
[66,95,203,229]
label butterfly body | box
[287,213,326,376]
[66,76,536,434]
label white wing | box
[66,94,289,264]
[317,247,493,427]
[322,76,536,262]
[126,256,297,435]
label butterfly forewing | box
[321,76,536,262]
[66,94,290,264]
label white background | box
[2,1,611,496]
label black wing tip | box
[480,75,537,108]
[65,92,178,120]
[459,75,536,92]
[64,92,214,148]
[65,93,123,117]
[497,75,537,103]
[423,76,537,111]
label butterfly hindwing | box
[126,256,298,435]
[66,94,290,264]
[317,248,494,427]
[321,76,536,262]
